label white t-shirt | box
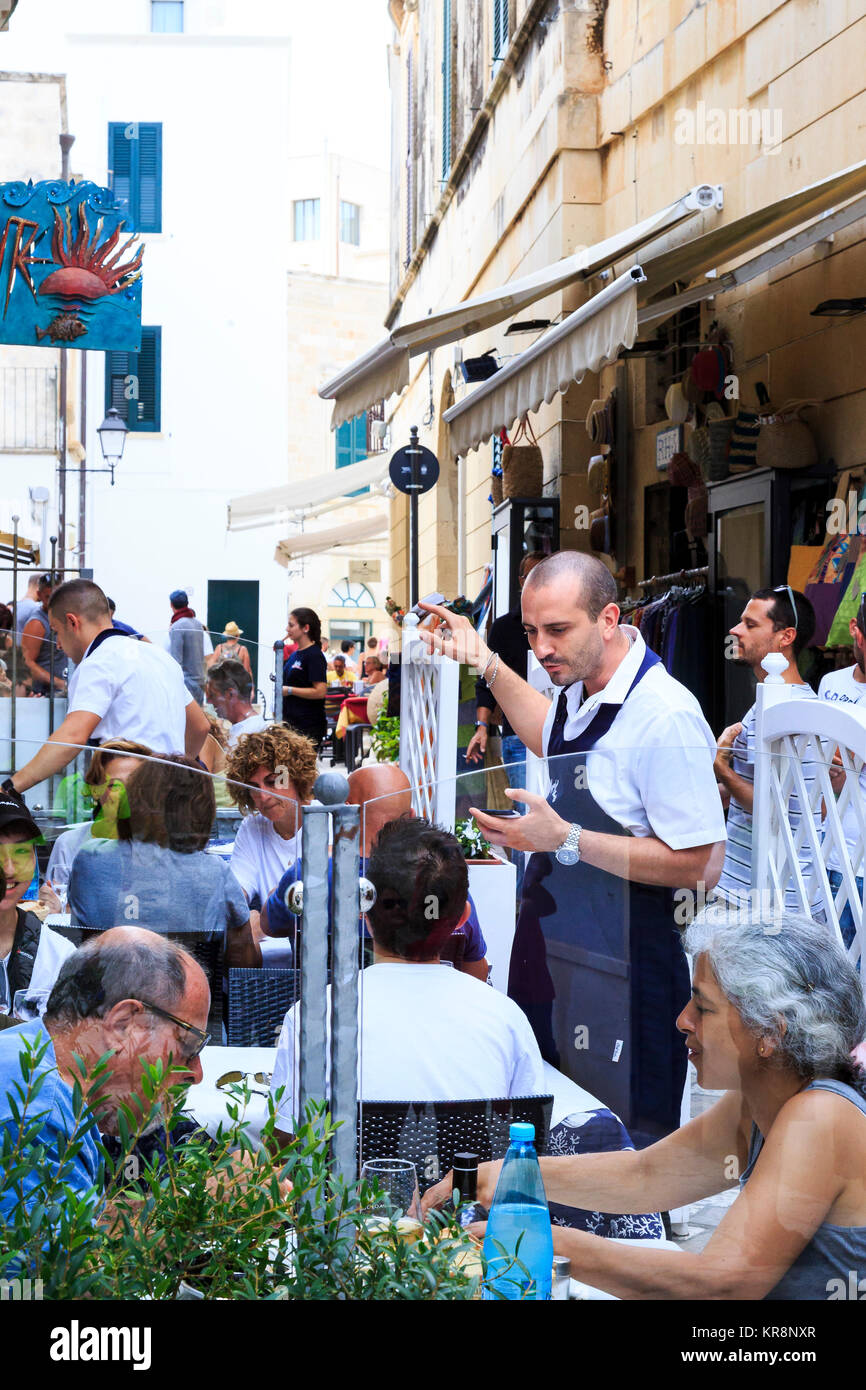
[227,713,268,748]
[68,632,193,753]
[46,822,94,887]
[0,916,76,1009]
[271,962,546,1129]
[230,813,301,909]
[818,665,866,874]
[541,626,727,850]
[716,685,820,908]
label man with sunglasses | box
[713,585,820,912]
[816,592,866,948]
[0,927,210,1226]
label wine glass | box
[360,1158,423,1236]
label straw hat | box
[223,620,243,638]
[664,381,689,424]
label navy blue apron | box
[508,645,690,1146]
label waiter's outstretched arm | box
[416,603,550,756]
[9,709,100,792]
[472,791,725,891]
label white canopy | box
[443,267,645,456]
[274,513,388,566]
[227,454,390,532]
[319,185,722,428]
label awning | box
[639,190,866,328]
[274,513,388,567]
[319,185,722,428]
[227,454,390,532]
[443,266,645,456]
[641,158,866,297]
[0,529,40,565]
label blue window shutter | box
[137,124,163,232]
[441,0,452,181]
[336,420,353,470]
[105,326,161,433]
[108,122,133,226]
[493,0,509,60]
[352,412,367,463]
[336,413,368,496]
[107,121,162,232]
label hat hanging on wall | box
[664,381,690,424]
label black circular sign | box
[389,443,440,495]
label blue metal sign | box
[0,179,143,350]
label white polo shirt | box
[540,626,726,851]
[68,632,192,753]
[227,712,268,748]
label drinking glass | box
[360,1158,423,1233]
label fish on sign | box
[0,179,143,350]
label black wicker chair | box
[227,967,300,1047]
[356,1093,554,1193]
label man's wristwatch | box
[2,777,19,797]
[555,823,582,866]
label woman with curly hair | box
[224,725,318,911]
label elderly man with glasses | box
[712,584,820,914]
[0,927,210,1225]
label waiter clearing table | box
[418,551,726,1146]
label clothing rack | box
[636,566,708,591]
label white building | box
[0,0,393,695]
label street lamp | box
[96,408,129,485]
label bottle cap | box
[553,1256,571,1276]
[453,1152,479,1169]
[509,1122,535,1142]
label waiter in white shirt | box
[4,580,211,795]
[419,551,726,1145]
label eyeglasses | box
[141,1001,210,1060]
[773,584,798,634]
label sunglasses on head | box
[772,584,798,635]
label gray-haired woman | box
[423,910,866,1299]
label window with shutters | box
[339,200,360,246]
[104,326,162,433]
[293,198,320,241]
[151,0,183,31]
[493,0,509,60]
[336,412,369,496]
[107,122,162,234]
[441,0,454,182]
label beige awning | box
[443,267,645,456]
[319,186,722,429]
[0,529,40,565]
[227,454,390,532]
[274,514,388,566]
[641,158,866,296]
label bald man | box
[418,550,726,1146]
[0,928,210,1224]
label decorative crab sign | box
[0,179,143,350]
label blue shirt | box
[0,1020,102,1228]
[264,855,488,962]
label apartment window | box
[293,198,320,241]
[105,326,162,433]
[493,0,509,60]
[405,49,416,267]
[151,1,184,33]
[441,0,454,181]
[328,579,375,609]
[108,122,163,233]
[339,200,360,246]
[336,412,369,495]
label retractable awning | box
[319,186,722,429]
[640,158,866,299]
[639,191,866,328]
[227,454,390,532]
[443,267,645,456]
[274,513,388,567]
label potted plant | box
[454,816,498,863]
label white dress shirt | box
[540,626,726,851]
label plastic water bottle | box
[482,1122,553,1300]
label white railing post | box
[752,653,792,907]
[398,613,459,831]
